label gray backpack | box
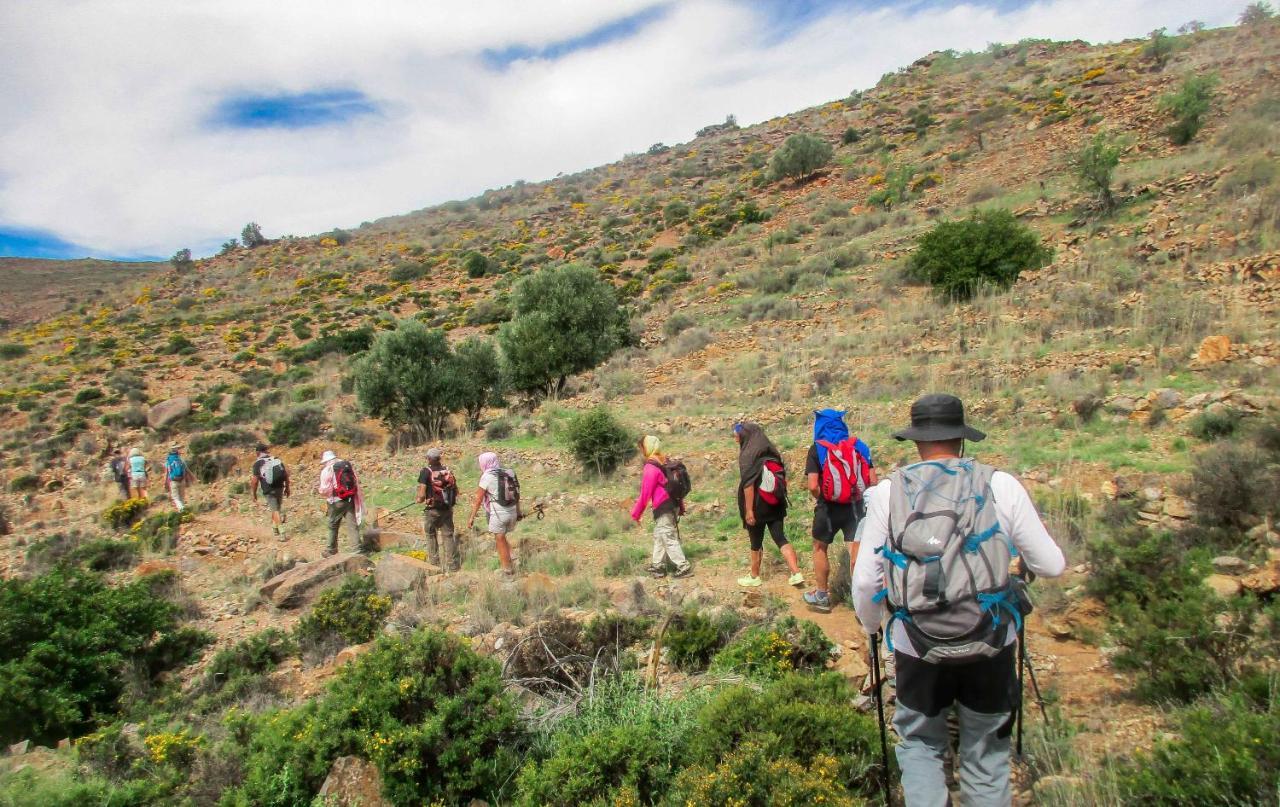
[880,458,1021,664]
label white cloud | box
[0,0,1244,256]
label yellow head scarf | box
[640,435,662,459]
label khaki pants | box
[168,480,186,512]
[423,506,459,571]
[650,511,689,573]
[327,499,363,553]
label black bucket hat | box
[892,394,986,442]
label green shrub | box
[1189,409,1241,441]
[25,533,137,573]
[102,497,149,529]
[388,260,428,282]
[283,326,374,363]
[73,387,104,405]
[842,126,861,145]
[1185,438,1280,533]
[294,575,392,658]
[1114,688,1280,803]
[1086,521,1204,606]
[485,415,513,440]
[768,133,833,181]
[711,617,835,679]
[192,629,296,710]
[565,406,634,476]
[0,344,29,360]
[662,312,696,337]
[268,404,325,447]
[159,334,197,355]
[452,336,503,431]
[465,297,511,326]
[463,251,491,278]
[1143,27,1174,68]
[1240,1,1276,24]
[1159,73,1218,145]
[516,677,706,806]
[907,209,1052,300]
[8,473,40,493]
[0,568,209,744]
[1073,131,1124,213]
[663,200,690,224]
[187,428,256,456]
[226,629,522,806]
[867,164,916,209]
[665,610,740,672]
[130,511,186,551]
[672,740,857,806]
[188,451,236,483]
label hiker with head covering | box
[127,447,150,500]
[251,443,290,539]
[853,394,1065,807]
[108,448,131,500]
[466,451,520,576]
[803,408,878,613]
[316,449,364,557]
[417,447,460,571]
[630,435,692,579]
[163,443,191,513]
[734,421,804,589]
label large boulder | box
[373,553,440,596]
[317,756,391,807]
[147,396,192,430]
[260,552,372,608]
[1197,334,1232,364]
[363,528,415,552]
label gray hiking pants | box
[893,645,1016,806]
[649,511,689,573]
[327,499,362,553]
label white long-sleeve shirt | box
[852,470,1066,656]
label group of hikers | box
[104,393,1063,805]
[630,394,1066,806]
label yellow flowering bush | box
[710,616,834,679]
[144,729,202,767]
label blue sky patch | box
[482,4,670,69]
[212,88,380,129]
[0,226,88,259]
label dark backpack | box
[332,460,358,500]
[427,467,457,508]
[648,458,692,505]
[756,458,787,506]
[110,457,128,482]
[494,468,520,508]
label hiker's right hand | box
[745,512,757,527]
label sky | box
[0,0,1246,260]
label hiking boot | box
[788,572,805,587]
[804,589,832,613]
[321,547,336,559]
[647,565,667,579]
[673,565,693,579]
[737,575,763,587]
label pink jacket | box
[631,462,671,521]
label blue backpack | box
[166,454,187,481]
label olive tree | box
[497,264,626,399]
[353,321,459,440]
[768,133,833,182]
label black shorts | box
[895,643,1018,720]
[747,519,788,551]
[812,500,862,544]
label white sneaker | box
[737,575,763,587]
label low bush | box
[129,511,187,552]
[73,387,104,405]
[565,407,634,476]
[1189,408,1241,441]
[102,497,149,530]
[226,629,522,806]
[187,428,256,456]
[388,260,428,283]
[1114,688,1280,803]
[0,568,209,745]
[665,609,740,672]
[282,326,374,363]
[1159,73,1218,146]
[268,404,325,447]
[465,298,511,326]
[294,575,392,660]
[768,133,833,181]
[671,740,857,806]
[192,629,296,711]
[662,312,696,337]
[1184,437,1280,534]
[8,473,39,493]
[0,344,29,360]
[506,613,647,694]
[159,334,197,355]
[710,616,835,679]
[25,533,136,573]
[485,415,514,440]
[907,209,1052,300]
[188,452,235,483]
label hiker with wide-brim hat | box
[734,421,804,589]
[852,394,1066,806]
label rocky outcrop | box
[373,553,440,596]
[260,553,372,608]
[317,756,391,807]
[146,396,191,430]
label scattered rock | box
[1107,396,1137,415]
[146,396,192,430]
[1150,388,1183,409]
[1163,496,1193,520]
[607,579,648,617]
[373,553,440,596]
[317,756,391,807]
[1046,621,1073,640]
[260,552,373,608]
[1197,334,1232,364]
[1241,564,1280,597]
[833,649,869,681]
[1204,574,1243,598]
[1211,556,1248,575]
[7,741,29,757]
[133,560,178,578]
[335,643,373,667]
[362,528,414,552]
[682,587,716,608]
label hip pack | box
[878,458,1021,664]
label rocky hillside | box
[0,19,1278,807]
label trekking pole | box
[869,631,892,807]
[1023,639,1049,724]
[384,500,419,517]
[1016,621,1026,758]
